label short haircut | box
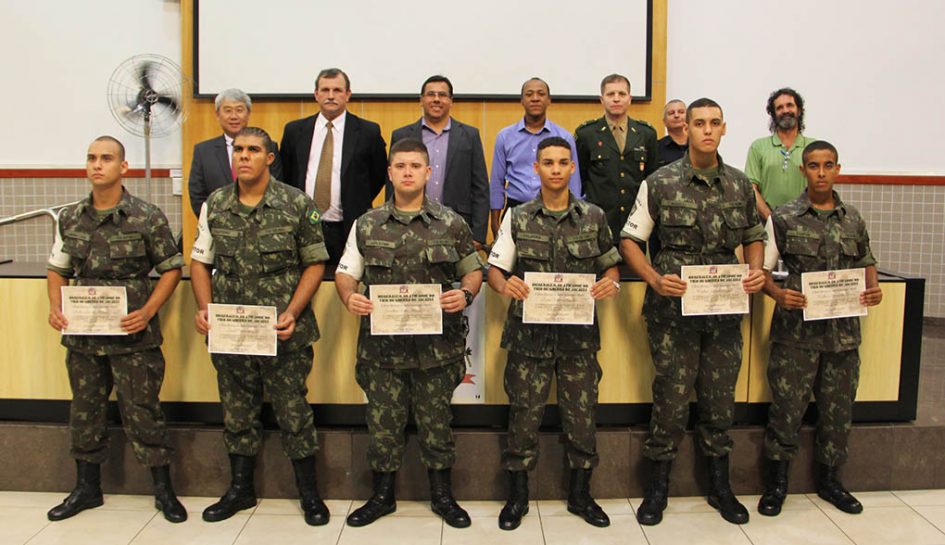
[663,99,685,114]
[214,88,252,112]
[686,97,723,121]
[536,136,571,160]
[389,137,430,165]
[315,68,350,91]
[600,73,631,94]
[520,77,550,96]
[802,140,839,164]
[421,75,453,97]
[92,135,125,161]
[766,87,805,133]
[234,127,273,151]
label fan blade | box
[156,95,179,113]
[137,61,156,92]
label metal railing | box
[0,201,81,239]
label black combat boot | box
[498,470,529,530]
[346,471,397,527]
[636,459,671,525]
[291,456,330,526]
[47,460,105,521]
[757,459,790,516]
[816,462,863,514]
[706,455,749,524]
[202,454,257,522]
[150,465,187,523]
[428,468,471,528]
[566,468,610,527]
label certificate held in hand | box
[801,268,867,321]
[680,264,750,316]
[208,304,278,356]
[522,272,596,325]
[61,285,128,336]
[369,284,443,335]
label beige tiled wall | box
[1,179,943,316]
[0,178,180,263]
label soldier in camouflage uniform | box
[45,136,187,523]
[575,73,658,246]
[620,98,766,526]
[190,127,330,526]
[758,140,882,517]
[488,136,621,530]
[335,138,483,528]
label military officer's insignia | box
[308,209,321,224]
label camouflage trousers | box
[66,348,172,467]
[355,359,466,472]
[644,322,742,461]
[764,343,860,466]
[211,346,317,459]
[503,351,601,471]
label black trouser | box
[322,221,345,270]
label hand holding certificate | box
[522,272,596,325]
[208,304,278,356]
[801,268,867,321]
[370,284,443,335]
[680,264,750,316]
[61,286,128,335]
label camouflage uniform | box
[337,198,483,472]
[764,191,877,466]
[191,178,327,459]
[575,116,658,241]
[490,194,621,471]
[621,154,766,461]
[47,189,183,466]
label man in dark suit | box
[187,88,283,217]
[280,68,388,265]
[390,75,489,248]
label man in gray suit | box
[187,88,283,216]
[390,75,489,247]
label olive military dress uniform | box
[336,197,482,528]
[758,190,876,516]
[575,116,658,243]
[489,193,621,528]
[191,177,329,524]
[47,188,185,521]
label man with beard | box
[745,88,816,219]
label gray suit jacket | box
[187,134,283,216]
[390,118,489,243]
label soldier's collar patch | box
[309,209,321,224]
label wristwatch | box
[461,288,475,307]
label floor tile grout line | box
[230,505,256,545]
[896,494,945,538]
[806,494,860,545]
[125,509,159,545]
[21,516,52,545]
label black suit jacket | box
[187,134,283,216]
[280,112,388,237]
[389,118,489,243]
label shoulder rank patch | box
[308,209,321,224]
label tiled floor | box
[6,490,945,545]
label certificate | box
[522,272,596,325]
[208,304,277,356]
[680,264,749,316]
[801,268,867,321]
[370,284,443,335]
[61,286,128,336]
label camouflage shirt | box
[766,191,877,352]
[337,198,483,369]
[622,154,766,330]
[47,188,183,355]
[489,194,621,358]
[191,178,328,353]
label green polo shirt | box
[745,133,817,209]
